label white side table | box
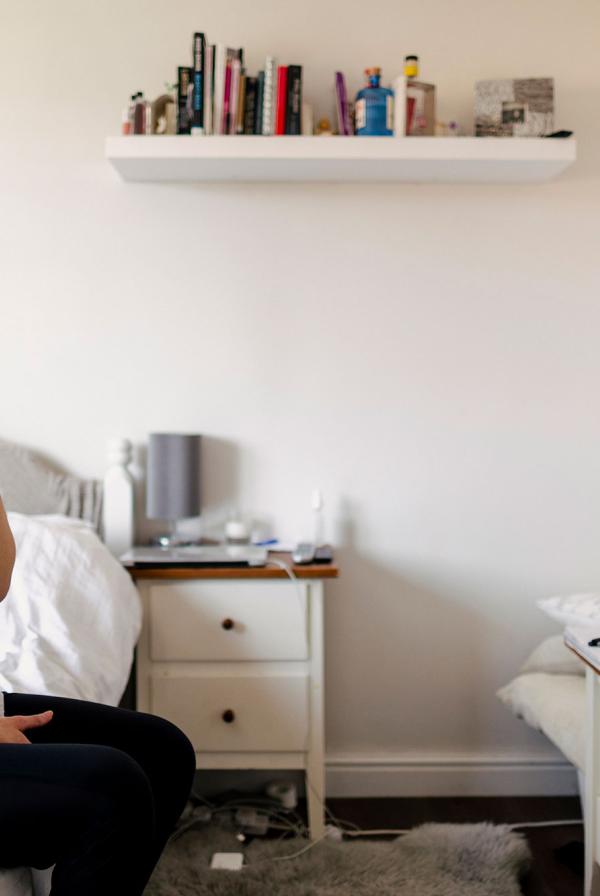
[130,556,338,841]
[565,626,600,896]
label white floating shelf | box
[105,135,576,185]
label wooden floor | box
[326,797,584,896]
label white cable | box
[271,832,330,861]
[343,828,410,837]
[265,557,307,617]
[508,818,582,830]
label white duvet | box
[0,514,141,707]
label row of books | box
[179,35,303,136]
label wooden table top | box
[127,552,339,582]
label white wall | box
[1,0,599,794]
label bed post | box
[102,438,135,557]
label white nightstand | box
[130,556,338,840]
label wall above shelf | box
[105,135,576,185]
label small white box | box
[210,852,244,871]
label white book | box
[301,101,314,136]
[203,44,214,135]
[261,55,276,136]
[213,43,226,135]
[229,57,241,135]
[392,74,407,137]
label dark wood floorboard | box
[325,797,584,896]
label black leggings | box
[0,692,196,896]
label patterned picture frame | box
[475,78,554,137]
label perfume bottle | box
[355,68,394,136]
[133,92,146,135]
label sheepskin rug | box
[146,822,530,896]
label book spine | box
[213,44,226,135]
[261,56,276,135]
[243,77,258,134]
[228,57,241,135]
[286,65,302,135]
[255,70,265,134]
[275,66,288,135]
[301,101,314,135]
[334,71,349,135]
[191,32,205,134]
[177,66,192,134]
[236,73,246,134]
[203,44,214,135]
[222,59,232,133]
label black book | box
[191,32,206,132]
[177,66,193,134]
[243,77,258,135]
[285,65,302,134]
[255,70,265,135]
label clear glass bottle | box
[355,68,393,136]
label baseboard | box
[325,752,579,798]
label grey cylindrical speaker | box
[146,433,201,520]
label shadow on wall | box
[132,435,241,544]
[326,497,494,753]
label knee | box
[83,745,154,818]
[139,713,196,783]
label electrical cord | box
[265,557,308,617]
[508,819,582,830]
[270,832,331,861]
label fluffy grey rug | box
[146,822,530,895]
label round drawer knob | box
[221,618,234,631]
[222,709,235,724]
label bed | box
[0,438,141,896]
[498,629,586,817]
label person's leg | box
[0,742,156,896]
[5,693,196,861]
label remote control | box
[314,544,333,563]
[292,542,316,564]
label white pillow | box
[538,592,600,627]
[520,635,583,676]
[497,673,585,770]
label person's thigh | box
[5,693,193,761]
[5,693,195,844]
[0,742,155,875]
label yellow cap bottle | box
[404,55,419,79]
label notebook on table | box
[120,545,268,568]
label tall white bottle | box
[392,74,407,137]
[102,437,134,557]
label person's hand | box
[0,711,53,744]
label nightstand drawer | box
[151,673,308,752]
[149,581,307,661]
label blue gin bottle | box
[355,68,393,136]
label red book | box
[275,66,288,135]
